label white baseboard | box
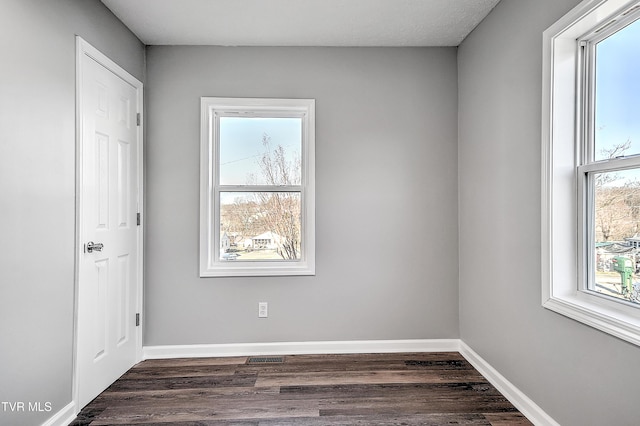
[41,401,76,426]
[459,342,560,426]
[143,338,461,359]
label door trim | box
[73,36,144,413]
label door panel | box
[117,140,131,228]
[116,254,130,346]
[93,258,108,361]
[96,132,110,230]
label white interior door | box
[75,38,143,410]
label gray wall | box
[458,0,640,425]
[0,1,144,425]
[145,46,459,346]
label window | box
[200,98,315,277]
[542,0,640,346]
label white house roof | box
[252,231,281,240]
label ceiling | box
[100,0,500,47]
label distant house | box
[625,234,640,249]
[251,231,283,250]
[220,232,230,252]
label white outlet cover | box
[258,302,268,318]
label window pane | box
[594,18,640,161]
[219,192,301,261]
[592,168,640,304]
[219,117,302,185]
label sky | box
[594,16,640,162]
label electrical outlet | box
[258,302,268,318]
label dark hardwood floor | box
[70,352,532,425]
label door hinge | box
[136,212,141,226]
[136,313,140,327]
[136,113,141,126]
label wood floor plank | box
[90,400,320,425]
[138,356,249,368]
[135,422,259,426]
[258,413,495,425]
[254,369,487,387]
[239,359,476,375]
[279,382,504,399]
[484,412,534,425]
[121,364,238,380]
[106,372,258,392]
[319,402,518,417]
[130,418,486,426]
[271,352,466,363]
[70,352,532,425]
[278,383,515,411]
[90,386,281,408]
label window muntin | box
[200,98,315,277]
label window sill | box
[200,261,315,278]
[543,292,640,346]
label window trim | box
[200,97,315,277]
[542,0,640,346]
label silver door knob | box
[85,241,104,253]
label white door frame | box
[73,36,144,412]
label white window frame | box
[542,0,640,346]
[200,97,315,277]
